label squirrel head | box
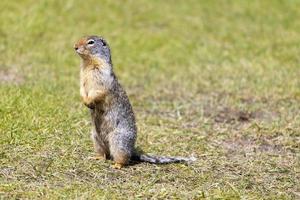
[74,35,111,64]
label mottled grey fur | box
[90,72,137,161]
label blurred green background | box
[0,0,299,199]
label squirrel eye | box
[87,40,95,45]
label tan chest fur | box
[80,69,96,93]
[80,58,103,91]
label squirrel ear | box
[101,40,107,47]
[98,38,107,47]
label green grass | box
[1,0,300,199]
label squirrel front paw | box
[82,97,95,109]
[84,101,95,109]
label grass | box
[0,0,300,199]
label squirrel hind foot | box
[112,163,124,169]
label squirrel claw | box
[112,163,123,169]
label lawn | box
[0,0,299,199]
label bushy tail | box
[131,153,197,164]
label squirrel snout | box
[74,46,85,55]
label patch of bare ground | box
[213,107,255,123]
[200,93,280,124]
[0,68,24,85]
[137,89,280,131]
[221,136,286,156]
[210,107,279,124]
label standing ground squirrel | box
[74,35,196,169]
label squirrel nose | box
[75,47,85,55]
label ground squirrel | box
[74,35,196,169]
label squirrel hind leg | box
[91,130,109,159]
[109,131,135,169]
[110,149,130,169]
[109,143,131,169]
